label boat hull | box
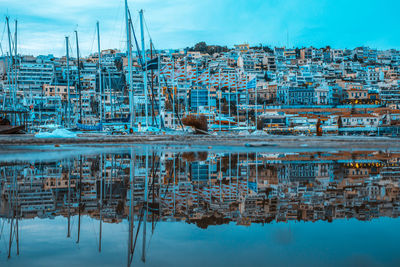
[0,125,25,134]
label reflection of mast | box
[237,153,240,198]
[151,152,155,232]
[130,208,144,266]
[150,152,161,234]
[77,155,83,244]
[208,156,212,206]
[8,171,19,258]
[129,149,162,266]
[127,148,136,267]
[67,162,71,238]
[246,152,249,194]
[142,149,149,263]
[99,153,103,252]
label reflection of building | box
[1,150,400,226]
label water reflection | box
[1,147,400,265]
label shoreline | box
[0,134,399,149]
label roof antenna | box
[286,28,289,48]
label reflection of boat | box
[245,143,276,147]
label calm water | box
[0,145,400,267]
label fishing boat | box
[209,114,238,132]
[76,122,103,131]
[0,111,28,134]
[72,27,104,132]
[0,125,25,134]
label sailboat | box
[74,27,103,132]
[1,18,27,134]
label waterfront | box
[1,2,400,138]
[1,145,400,266]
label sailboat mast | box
[255,77,257,128]
[172,57,175,129]
[13,20,18,107]
[96,21,103,128]
[157,55,162,130]
[75,31,82,122]
[125,0,134,130]
[14,20,17,57]
[150,40,155,126]
[108,70,113,117]
[66,37,71,128]
[14,20,18,107]
[6,17,14,108]
[139,10,149,128]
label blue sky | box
[0,0,399,56]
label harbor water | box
[0,144,399,266]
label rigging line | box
[68,38,74,59]
[0,20,6,49]
[132,13,139,29]
[90,217,99,246]
[127,9,144,66]
[148,37,184,128]
[131,207,144,257]
[89,26,97,56]
[130,13,140,55]
[143,16,152,46]
[0,218,5,240]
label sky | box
[3,217,400,266]
[0,0,399,56]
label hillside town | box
[1,41,400,136]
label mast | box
[207,63,210,114]
[14,20,18,107]
[157,55,162,130]
[150,39,155,126]
[255,77,257,129]
[228,73,231,128]
[172,57,175,129]
[96,21,103,128]
[139,9,149,128]
[108,70,113,118]
[66,37,71,128]
[75,31,82,122]
[218,69,221,132]
[6,17,14,108]
[14,20,17,59]
[125,0,134,130]
[246,77,249,129]
[235,74,239,125]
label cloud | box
[0,0,399,56]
